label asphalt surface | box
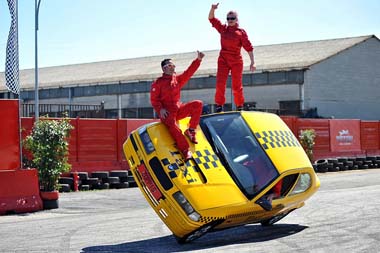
[1,169,380,253]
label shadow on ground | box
[82,223,307,253]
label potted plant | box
[299,129,316,162]
[24,115,73,209]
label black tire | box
[109,170,129,178]
[356,157,366,162]
[59,177,74,190]
[119,176,128,183]
[327,158,338,165]
[91,171,109,179]
[315,159,328,173]
[337,157,348,163]
[175,220,223,244]
[103,177,120,184]
[366,156,376,162]
[337,162,344,170]
[59,184,71,193]
[261,209,294,226]
[110,182,129,189]
[345,161,354,169]
[75,172,89,180]
[82,178,99,187]
[79,184,90,191]
[93,182,110,190]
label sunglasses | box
[227,17,236,21]
[163,63,175,68]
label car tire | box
[261,209,294,226]
[175,219,224,244]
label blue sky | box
[0,0,379,70]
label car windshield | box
[200,113,279,199]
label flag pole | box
[5,0,22,168]
[34,0,41,121]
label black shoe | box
[237,106,244,111]
[256,197,273,211]
[215,105,223,113]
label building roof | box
[0,35,377,91]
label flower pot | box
[40,191,59,210]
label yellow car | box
[123,111,320,243]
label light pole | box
[34,0,41,120]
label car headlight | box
[289,173,311,195]
[173,191,200,222]
[138,127,155,154]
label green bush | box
[24,116,73,191]
[299,129,316,162]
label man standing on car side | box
[150,51,205,161]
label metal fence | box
[22,103,105,118]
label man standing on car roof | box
[209,3,256,112]
[150,51,205,161]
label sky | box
[0,0,379,70]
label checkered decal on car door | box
[254,130,300,150]
[187,150,220,169]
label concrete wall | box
[304,37,380,120]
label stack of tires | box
[58,170,137,192]
[313,156,380,173]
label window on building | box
[279,100,301,116]
[139,107,154,119]
[105,109,118,119]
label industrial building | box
[1,35,379,120]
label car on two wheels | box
[123,111,320,243]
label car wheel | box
[260,210,294,226]
[175,219,224,244]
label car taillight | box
[138,126,155,154]
[289,173,311,195]
[173,191,201,222]
[137,163,163,201]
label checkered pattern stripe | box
[186,149,220,169]
[254,130,300,150]
[4,0,20,95]
[163,149,220,181]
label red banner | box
[0,99,20,170]
[330,120,361,152]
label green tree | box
[24,116,73,191]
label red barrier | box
[0,100,42,215]
[329,120,361,152]
[361,121,379,151]
[0,100,20,170]
[0,169,43,215]
[280,116,297,135]
[17,116,379,173]
[297,118,331,154]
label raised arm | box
[177,51,204,88]
[208,3,219,19]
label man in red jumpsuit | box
[150,51,205,161]
[209,3,256,112]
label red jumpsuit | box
[209,17,254,107]
[150,59,203,154]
